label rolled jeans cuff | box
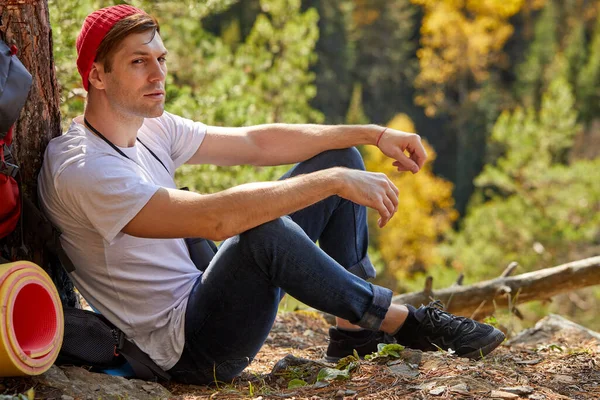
[356,284,393,331]
[347,254,376,280]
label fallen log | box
[392,256,600,319]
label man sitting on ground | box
[38,5,504,384]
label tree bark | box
[392,256,600,319]
[0,0,75,305]
[1,0,61,200]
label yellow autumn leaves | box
[363,114,458,286]
[412,0,546,116]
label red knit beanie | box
[76,5,146,91]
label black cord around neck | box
[83,117,169,174]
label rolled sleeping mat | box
[0,261,64,376]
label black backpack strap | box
[22,196,76,272]
[117,332,171,381]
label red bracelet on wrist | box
[376,127,388,147]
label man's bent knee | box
[240,216,301,243]
[305,147,365,172]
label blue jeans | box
[167,148,393,384]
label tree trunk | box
[0,0,75,305]
[1,0,61,199]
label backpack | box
[36,204,216,381]
[56,307,171,381]
[51,236,215,381]
[27,203,174,381]
[0,36,32,239]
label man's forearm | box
[123,168,343,241]
[245,123,382,166]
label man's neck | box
[83,102,143,148]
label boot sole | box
[460,328,506,359]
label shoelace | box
[422,300,473,336]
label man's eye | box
[158,57,167,63]
[133,59,144,64]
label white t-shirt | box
[38,111,206,370]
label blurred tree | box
[411,0,526,117]
[364,114,458,291]
[345,83,369,125]
[576,13,600,123]
[173,0,323,192]
[563,20,586,90]
[514,0,558,108]
[408,0,536,216]
[302,0,355,124]
[452,77,600,279]
[351,0,420,125]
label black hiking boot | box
[395,301,505,359]
[325,327,396,362]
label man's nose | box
[149,60,166,82]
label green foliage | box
[352,0,419,123]
[563,21,587,89]
[316,361,359,382]
[452,77,600,278]
[576,14,600,122]
[304,0,355,124]
[345,83,369,125]
[47,0,600,329]
[0,388,34,400]
[287,378,308,389]
[50,0,322,194]
[169,0,323,192]
[515,0,558,108]
[364,343,405,361]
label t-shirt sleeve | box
[144,112,207,169]
[56,155,161,243]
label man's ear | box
[88,62,106,90]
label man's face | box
[99,30,168,118]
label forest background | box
[49,0,600,335]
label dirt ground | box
[162,311,600,399]
[2,310,599,399]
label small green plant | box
[567,347,593,355]
[364,343,406,361]
[536,343,564,352]
[316,351,360,383]
[0,388,34,400]
[483,315,499,328]
[287,378,308,389]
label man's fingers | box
[409,137,428,169]
[388,180,399,196]
[383,197,395,217]
[392,155,419,173]
[387,184,399,209]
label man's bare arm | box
[188,124,426,173]
[123,167,399,241]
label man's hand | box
[335,168,399,228]
[377,129,428,174]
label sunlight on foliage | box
[452,77,600,279]
[411,0,537,116]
